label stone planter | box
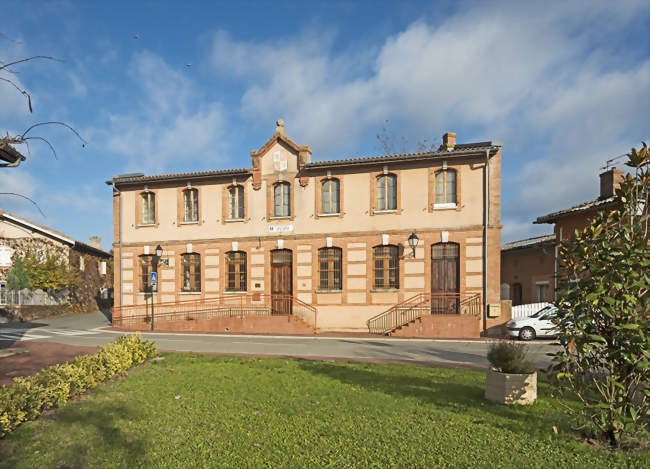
[485,368,537,405]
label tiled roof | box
[0,209,112,258]
[108,141,500,184]
[305,142,498,168]
[534,196,618,224]
[0,142,26,165]
[501,234,555,252]
[110,168,250,184]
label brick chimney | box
[441,132,456,151]
[88,236,101,250]
[599,167,624,199]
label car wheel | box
[519,327,536,341]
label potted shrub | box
[485,340,537,405]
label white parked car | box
[506,305,558,341]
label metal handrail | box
[111,293,319,330]
[367,293,482,335]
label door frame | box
[270,249,293,314]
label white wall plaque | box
[144,246,150,255]
[381,234,389,245]
[441,231,449,243]
[232,241,238,251]
[268,225,294,233]
[326,237,333,248]
[186,243,192,253]
[277,239,284,249]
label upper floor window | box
[229,185,245,220]
[321,179,340,214]
[182,253,201,292]
[183,188,199,222]
[274,182,290,217]
[139,254,155,292]
[373,245,399,289]
[226,251,247,292]
[318,247,342,290]
[435,169,457,206]
[142,192,155,225]
[376,174,397,211]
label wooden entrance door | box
[271,249,293,314]
[431,242,460,313]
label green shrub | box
[0,333,157,438]
[487,341,536,374]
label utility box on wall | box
[488,303,501,318]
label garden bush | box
[487,340,535,374]
[0,333,157,438]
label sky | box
[1,0,649,251]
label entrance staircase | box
[112,293,319,333]
[366,293,482,335]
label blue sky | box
[1,0,649,250]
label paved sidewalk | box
[0,340,97,386]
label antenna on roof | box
[601,154,626,171]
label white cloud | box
[95,50,227,172]
[210,2,650,242]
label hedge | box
[0,333,157,437]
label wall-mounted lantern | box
[407,232,419,258]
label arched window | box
[376,174,397,211]
[139,254,155,292]
[229,185,245,220]
[141,192,155,225]
[183,188,199,222]
[226,251,247,292]
[373,245,399,289]
[435,169,457,205]
[318,247,342,290]
[274,182,290,217]
[321,179,340,214]
[182,253,201,292]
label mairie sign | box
[268,225,293,233]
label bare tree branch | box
[22,122,87,147]
[23,136,57,159]
[0,192,45,217]
[0,56,62,113]
[0,56,62,72]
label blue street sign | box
[150,271,157,284]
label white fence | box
[511,302,550,320]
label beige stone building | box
[108,121,503,336]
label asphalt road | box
[0,311,559,368]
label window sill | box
[179,291,201,295]
[224,218,245,223]
[317,213,340,217]
[137,223,157,228]
[223,291,247,295]
[373,209,398,214]
[433,203,457,210]
[370,288,400,292]
[316,289,343,293]
[269,216,291,220]
[179,221,199,225]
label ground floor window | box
[373,245,399,289]
[139,255,155,292]
[536,282,549,302]
[226,251,247,291]
[182,253,201,292]
[318,247,342,290]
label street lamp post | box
[151,245,163,331]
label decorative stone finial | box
[276,118,285,135]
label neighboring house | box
[108,121,503,337]
[531,167,624,301]
[0,210,113,318]
[500,234,555,306]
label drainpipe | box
[483,149,490,331]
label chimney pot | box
[441,132,456,151]
[88,236,101,250]
[599,167,624,199]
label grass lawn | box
[0,354,647,468]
